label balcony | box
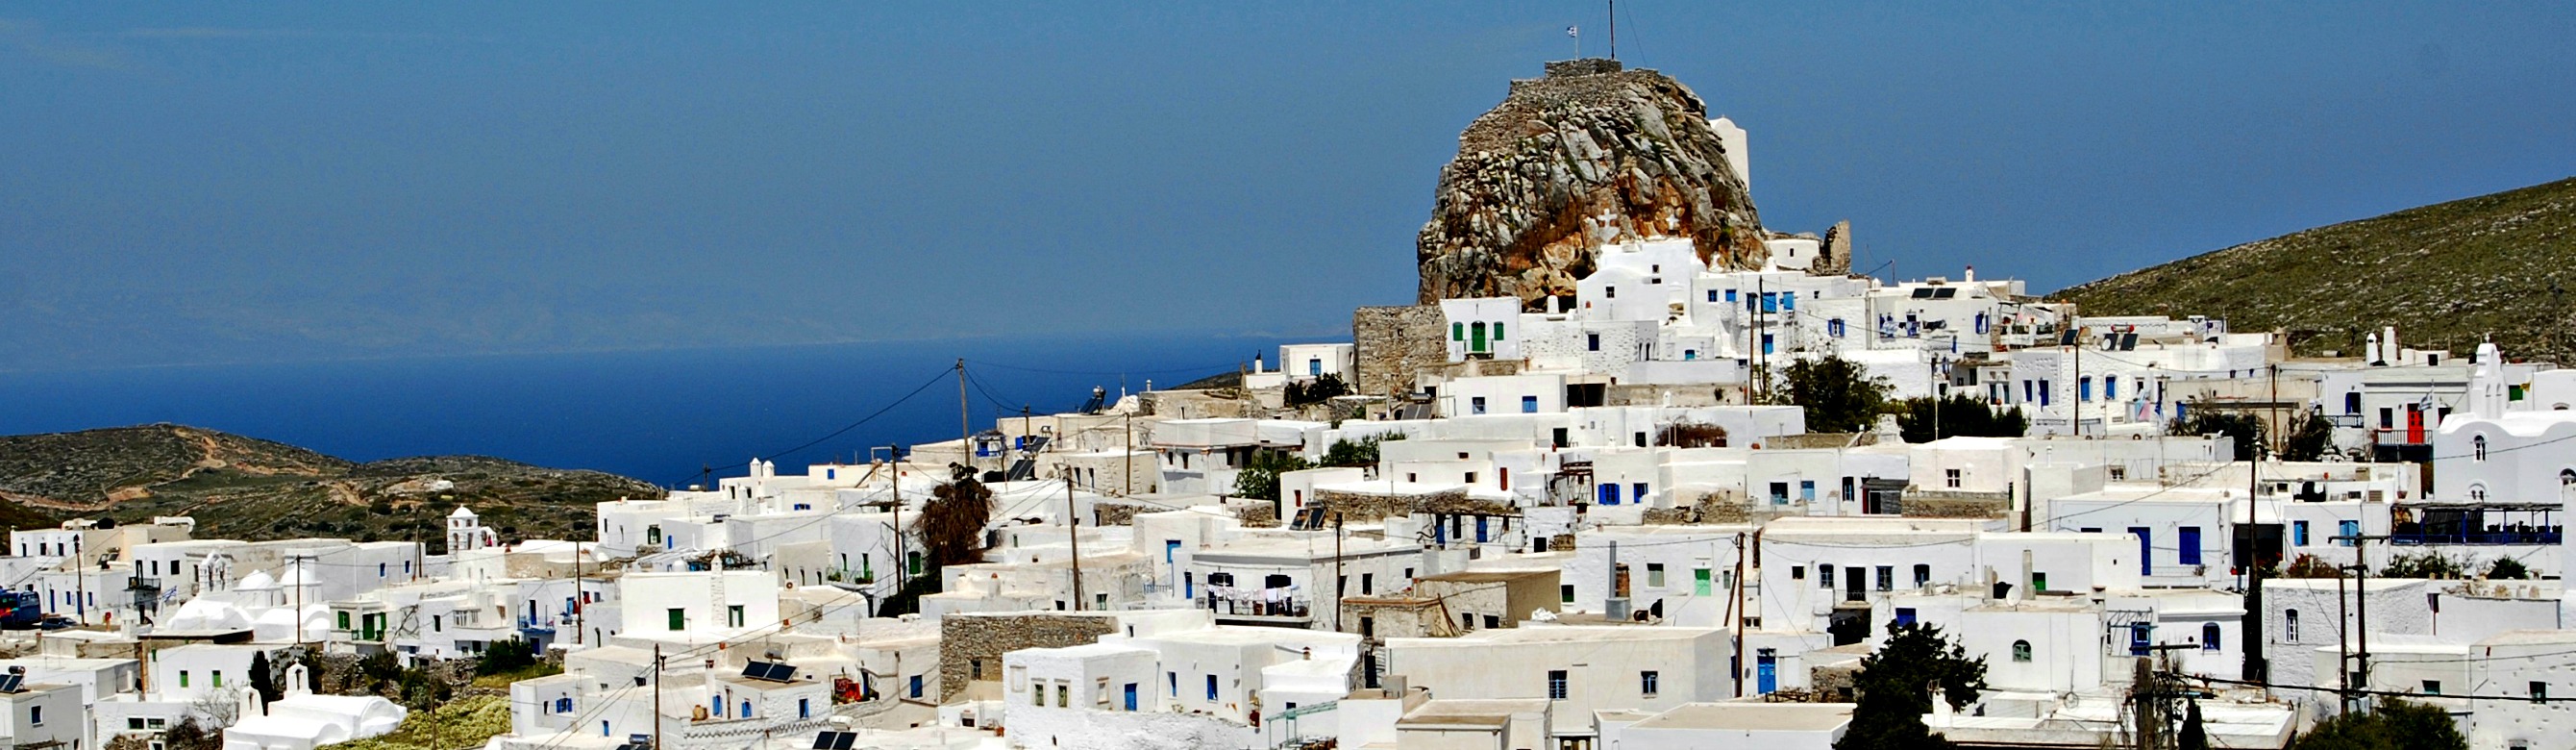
[1201,591,1310,625]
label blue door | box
[1474,516,1489,543]
[1757,651,1778,693]
[2130,527,2152,575]
[1124,683,1138,712]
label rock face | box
[1417,59,1765,307]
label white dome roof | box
[236,570,277,590]
[164,597,252,632]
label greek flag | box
[1567,25,1578,38]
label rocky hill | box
[0,424,657,546]
[2057,177,2576,362]
[1417,59,1771,308]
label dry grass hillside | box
[2058,177,2576,362]
[0,424,656,547]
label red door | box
[2406,404,2425,443]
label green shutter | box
[668,608,686,631]
[1495,322,1505,340]
[1694,568,1713,596]
[1451,322,1464,341]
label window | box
[912,675,925,699]
[1895,608,1917,626]
[1206,674,1218,701]
[1694,568,1713,596]
[2012,640,2032,662]
[800,698,811,718]
[2179,527,2202,565]
[1522,395,1539,413]
[1605,286,1617,299]
[2422,680,2442,695]
[1707,289,1721,303]
[2475,436,2489,462]
[1647,563,1666,588]
[180,671,189,688]
[2533,682,2548,702]
[130,718,144,731]
[1640,671,1660,698]
[338,612,352,630]
[1944,469,1962,488]
[727,605,745,628]
[1494,322,1505,340]
[1055,684,1068,707]
[213,670,223,687]
[2338,520,2360,546]
[1829,318,1845,338]
[2285,610,2300,643]
[668,609,685,630]
[1547,670,1569,700]
[1725,289,1738,302]
[1452,322,1464,341]
[2080,377,2093,402]
[2293,521,2310,546]
[28,706,37,726]
[1587,334,1601,351]
[1362,573,1374,594]
[1360,615,1375,637]
[2031,572,2048,591]
[2379,407,2393,429]
[1471,396,1487,414]
[1561,585,1575,604]
[1097,678,1111,706]
[1818,564,1835,588]
[2202,623,2221,651]
[1913,564,1931,588]
[742,699,754,717]
[2039,381,2052,406]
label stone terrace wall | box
[938,612,1117,697]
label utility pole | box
[956,360,974,477]
[1730,532,1747,697]
[1124,412,1135,497]
[652,644,664,750]
[1333,512,1346,633]
[1065,470,1083,612]
[887,447,904,591]
[2071,314,2084,438]
[1607,0,1617,61]
[2337,567,2351,713]
[2241,457,2266,685]
[2268,364,2283,457]
[574,541,584,646]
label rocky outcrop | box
[1818,220,1854,275]
[1417,59,1765,308]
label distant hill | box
[0,424,657,546]
[2057,177,2576,362]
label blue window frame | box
[2202,623,2221,651]
[2106,378,2118,401]
[1598,484,1622,506]
[1587,334,1601,351]
[1205,674,1218,701]
[1781,291,1796,311]
[2179,527,2202,565]
[909,675,923,698]
[1522,395,1538,412]
[2293,521,2310,546]
[1707,289,1721,302]
[1762,334,1774,355]
[1725,289,1738,302]
[1828,318,1845,338]
[1632,483,1648,502]
[2130,527,2152,575]
[1895,608,1917,626]
[2080,377,2094,402]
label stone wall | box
[1900,491,2011,519]
[937,612,1117,698]
[1352,306,1447,398]
[1309,488,1515,523]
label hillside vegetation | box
[2057,177,2576,362]
[0,424,656,545]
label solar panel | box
[1933,288,1958,299]
[742,662,771,680]
[811,732,839,749]
[768,662,798,682]
[832,732,857,750]
[743,661,796,682]
[0,674,24,692]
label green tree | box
[477,638,539,676]
[249,649,281,710]
[1231,451,1314,501]
[1833,621,1988,750]
[915,473,993,568]
[2280,411,2339,462]
[1321,435,1400,469]
[2172,408,2267,461]
[2289,699,2466,750]
[2179,700,2209,750]
[1895,393,2030,442]
[1780,356,1893,435]
[1284,373,1352,407]
[2487,557,2531,580]
[2382,552,2468,579]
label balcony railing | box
[2390,528,2564,546]
[1201,591,1310,620]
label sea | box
[0,331,1294,488]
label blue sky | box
[4,2,2572,369]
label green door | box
[1471,322,1487,353]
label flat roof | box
[1628,702,1855,733]
[1399,698,1551,727]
